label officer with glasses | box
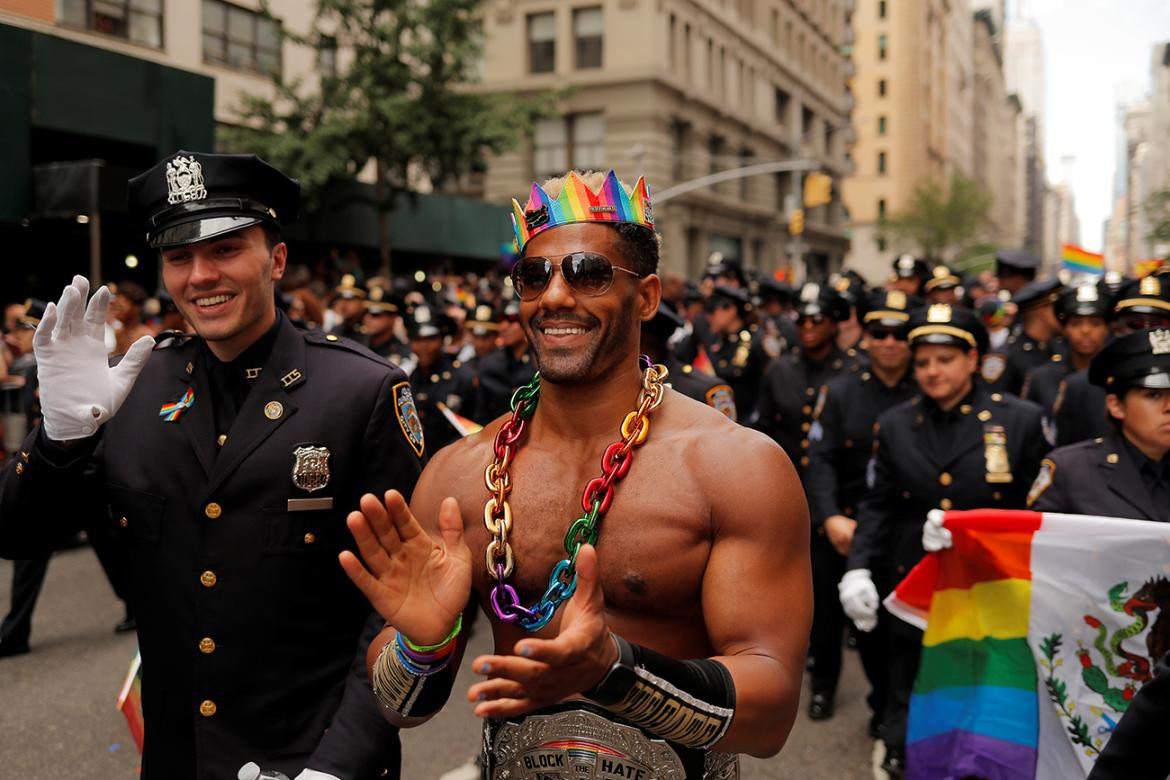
[703,285,771,423]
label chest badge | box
[983,424,1013,483]
[159,387,195,422]
[393,381,426,458]
[292,446,331,492]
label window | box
[878,151,887,174]
[770,9,779,44]
[61,0,163,48]
[802,106,815,138]
[878,34,888,60]
[878,78,887,96]
[532,113,606,180]
[708,135,725,176]
[683,23,692,82]
[668,14,676,69]
[878,115,887,135]
[775,87,791,124]
[671,120,690,181]
[739,149,753,199]
[318,35,337,80]
[527,12,556,74]
[574,7,603,69]
[879,0,887,19]
[203,0,281,76]
[878,198,886,218]
[877,237,888,252]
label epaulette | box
[153,330,195,350]
[302,329,395,368]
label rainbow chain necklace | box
[483,363,668,631]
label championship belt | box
[482,703,739,780]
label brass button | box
[199,637,216,654]
[119,516,129,528]
[199,699,217,717]
[978,410,992,422]
[991,393,1003,402]
[960,404,972,414]
[216,434,227,446]
[801,439,810,449]
[800,456,809,466]
[264,401,284,420]
[200,570,217,588]
[15,463,24,475]
[993,492,1002,501]
[186,362,194,375]
[802,405,812,415]
[801,421,811,432]
[303,533,316,544]
[940,498,953,510]
[844,439,853,448]
[939,472,953,486]
[204,503,222,519]
[1107,453,1119,464]
[325,334,339,341]
[806,388,815,397]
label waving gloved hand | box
[34,275,154,442]
[922,509,954,552]
[838,568,880,632]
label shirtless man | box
[339,170,811,777]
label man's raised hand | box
[339,490,471,646]
[34,275,154,442]
[467,544,617,718]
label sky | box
[1016,0,1170,251]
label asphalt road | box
[0,548,881,779]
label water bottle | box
[237,762,291,780]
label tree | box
[222,0,553,275]
[1147,189,1170,260]
[878,173,994,263]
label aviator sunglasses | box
[511,252,644,301]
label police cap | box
[1112,275,1170,319]
[794,283,849,322]
[995,249,1041,274]
[1055,280,1110,321]
[643,302,686,343]
[333,274,367,301]
[924,264,962,293]
[756,277,794,303]
[710,285,752,315]
[469,303,500,335]
[17,298,47,329]
[405,304,447,339]
[891,254,930,281]
[364,285,401,315]
[1089,329,1170,390]
[862,289,920,331]
[1012,277,1063,310]
[906,303,989,354]
[128,151,300,249]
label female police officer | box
[837,303,1049,777]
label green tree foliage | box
[1147,189,1170,259]
[879,174,994,263]
[222,0,553,273]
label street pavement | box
[0,548,881,779]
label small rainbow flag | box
[116,649,144,753]
[1136,259,1165,277]
[1060,243,1104,275]
[158,387,195,421]
[692,344,716,377]
[437,402,483,437]
[887,509,1170,779]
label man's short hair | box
[537,171,661,277]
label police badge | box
[394,382,426,457]
[292,445,330,492]
[165,155,207,205]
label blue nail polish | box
[476,693,486,702]
[480,663,491,674]
[519,645,532,657]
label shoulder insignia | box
[813,385,828,420]
[392,382,425,458]
[1052,380,1067,416]
[705,384,738,423]
[1027,458,1056,507]
[981,353,1006,384]
[153,330,194,350]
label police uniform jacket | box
[805,368,916,528]
[756,345,863,471]
[1051,370,1108,447]
[1028,432,1169,522]
[472,347,535,423]
[0,315,424,780]
[984,333,1067,395]
[662,355,738,422]
[705,327,774,421]
[847,387,1048,594]
[1020,359,1071,415]
[409,354,477,453]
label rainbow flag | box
[1060,244,1104,275]
[886,509,1170,779]
[692,344,716,377]
[116,649,144,752]
[437,402,483,437]
[1135,259,1165,277]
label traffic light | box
[803,172,832,208]
[788,208,805,236]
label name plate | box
[287,497,333,512]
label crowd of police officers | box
[5,222,1170,777]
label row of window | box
[59,0,285,77]
[527,7,603,74]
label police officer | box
[994,249,1040,297]
[923,265,962,306]
[1022,281,1110,444]
[757,283,862,470]
[0,151,424,779]
[839,303,1048,777]
[1028,329,1170,522]
[703,285,772,422]
[1111,275,1170,333]
[362,286,410,365]
[329,274,368,342]
[888,255,930,297]
[466,303,501,362]
[983,277,1066,395]
[403,303,476,453]
[803,289,918,729]
[640,302,737,422]
[830,272,867,352]
[472,301,534,423]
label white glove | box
[839,568,880,632]
[33,275,154,442]
[922,508,954,552]
[295,771,341,780]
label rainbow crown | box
[511,170,654,251]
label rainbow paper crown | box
[511,170,654,251]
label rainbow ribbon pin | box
[159,387,195,422]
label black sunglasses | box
[797,313,828,326]
[865,327,905,342]
[511,252,644,301]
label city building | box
[475,0,853,281]
[972,10,1023,250]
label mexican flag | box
[886,509,1170,779]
